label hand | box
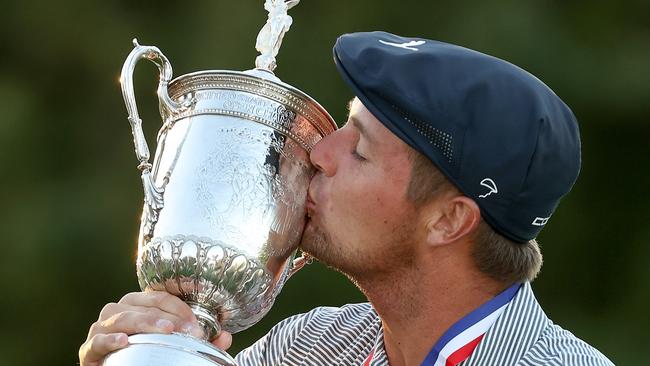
[78,291,232,366]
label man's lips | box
[305,194,317,218]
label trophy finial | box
[255,0,301,72]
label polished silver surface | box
[137,69,336,337]
[103,333,236,366]
[110,3,336,363]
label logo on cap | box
[379,39,426,51]
[478,178,498,198]
[532,216,550,226]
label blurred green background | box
[1,0,648,364]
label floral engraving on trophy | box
[276,105,297,129]
[221,93,297,130]
[192,127,302,245]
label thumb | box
[211,331,233,351]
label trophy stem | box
[188,302,221,341]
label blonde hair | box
[407,149,542,283]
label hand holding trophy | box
[103,1,337,365]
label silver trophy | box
[103,1,336,365]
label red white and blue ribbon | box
[362,283,520,366]
[421,283,521,366]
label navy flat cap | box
[333,31,581,242]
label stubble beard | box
[300,222,335,265]
[300,218,418,285]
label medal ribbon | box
[422,283,521,366]
[362,350,374,366]
[362,283,520,366]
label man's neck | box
[356,246,508,366]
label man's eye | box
[352,149,367,161]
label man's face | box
[301,98,420,278]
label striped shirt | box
[235,283,614,365]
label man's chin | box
[299,220,330,260]
[298,222,355,276]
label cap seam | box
[508,116,545,227]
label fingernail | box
[113,333,127,346]
[155,319,173,330]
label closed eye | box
[352,149,367,161]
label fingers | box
[211,331,233,351]
[118,291,197,321]
[80,291,205,366]
[92,291,199,337]
[86,291,205,346]
[90,310,176,338]
[79,333,128,366]
[92,304,205,337]
[98,301,181,326]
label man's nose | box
[309,131,337,177]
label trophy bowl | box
[104,2,336,363]
[133,69,336,336]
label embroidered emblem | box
[478,178,498,198]
[532,216,550,226]
[379,39,425,51]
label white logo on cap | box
[478,178,498,198]
[379,39,425,51]
[532,216,550,226]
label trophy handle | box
[288,252,313,277]
[120,38,192,241]
[120,38,190,167]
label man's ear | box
[425,196,481,246]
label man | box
[80,31,614,366]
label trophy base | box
[103,333,236,366]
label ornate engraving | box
[167,72,337,140]
[221,94,297,130]
[192,127,302,244]
[138,235,280,333]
